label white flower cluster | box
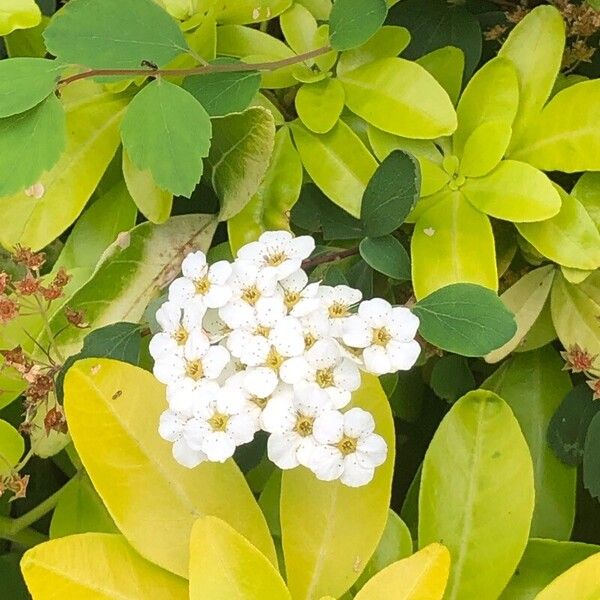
[150,231,421,487]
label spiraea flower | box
[150,230,421,487]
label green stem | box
[0,519,47,548]
[33,294,65,364]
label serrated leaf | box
[359,235,410,280]
[0,58,62,118]
[121,80,211,197]
[21,533,188,598]
[64,359,276,577]
[329,0,387,51]
[208,107,276,222]
[419,390,534,600]
[413,283,517,357]
[295,78,345,134]
[0,0,41,36]
[44,0,188,69]
[0,420,24,476]
[0,95,65,198]
[361,150,419,236]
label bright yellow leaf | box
[534,552,600,599]
[0,0,41,36]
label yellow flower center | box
[173,326,188,345]
[294,415,314,437]
[372,327,392,347]
[265,347,285,372]
[284,290,300,310]
[241,285,261,306]
[304,332,316,349]
[315,367,335,388]
[208,412,229,432]
[337,435,357,456]
[251,396,268,409]
[185,359,204,381]
[195,275,211,295]
[265,251,287,266]
[329,302,348,318]
[255,325,271,338]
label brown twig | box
[302,247,360,270]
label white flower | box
[184,383,257,462]
[261,387,326,469]
[282,339,361,409]
[300,309,331,350]
[159,408,208,468]
[219,260,278,329]
[310,408,387,487]
[149,299,206,360]
[153,331,230,386]
[237,230,315,281]
[169,251,232,308]
[342,298,421,375]
[318,285,362,337]
[278,270,321,317]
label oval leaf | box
[0,0,41,36]
[359,235,410,280]
[535,552,600,600]
[329,0,387,51]
[295,78,345,134]
[0,420,24,477]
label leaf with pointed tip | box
[329,0,387,51]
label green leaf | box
[280,3,318,55]
[121,80,211,198]
[0,58,62,118]
[534,552,600,599]
[572,173,600,232]
[512,80,600,172]
[498,5,565,149]
[462,160,561,223]
[336,25,410,75]
[5,17,49,58]
[49,474,117,538]
[0,80,128,250]
[213,0,292,25]
[419,390,535,600]
[500,539,600,600]
[458,120,513,178]
[0,420,24,476]
[208,107,276,222]
[516,298,557,353]
[413,283,517,357]
[0,553,28,600]
[122,151,172,224]
[388,0,482,77]
[45,215,217,359]
[339,57,457,139]
[64,359,276,577]
[0,95,65,198]
[429,355,475,403]
[483,347,576,540]
[411,192,498,299]
[182,64,261,117]
[189,516,291,600]
[584,411,600,500]
[21,533,188,598]
[361,150,420,236]
[416,46,464,106]
[43,0,188,69]
[329,0,387,51]
[453,57,519,158]
[517,190,600,271]
[485,265,555,363]
[290,120,377,218]
[281,374,395,599]
[228,127,302,254]
[0,0,41,36]
[295,78,345,134]
[359,235,410,280]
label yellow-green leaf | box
[411,192,497,299]
[215,0,291,24]
[281,374,395,599]
[485,265,555,363]
[572,172,600,231]
[498,5,565,149]
[0,419,24,477]
[535,552,600,599]
[461,160,561,222]
[0,80,128,251]
[417,46,465,107]
[189,516,290,600]
[459,120,512,178]
[419,390,535,600]
[354,544,450,600]
[21,533,188,599]
[516,190,600,270]
[64,359,276,578]
[290,120,377,217]
[228,127,302,254]
[339,57,457,139]
[0,0,41,36]
[295,78,345,134]
[122,151,172,224]
[280,3,318,56]
[512,80,600,172]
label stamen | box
[195,275,211,294]
[372,327,392,347]
[185,359,204,381]
[241,285,260,306]
[208,412,229,432]
[337,435,357,456]
[315,367,334,388]
[294,415,314,437]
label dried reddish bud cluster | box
[561,344,600,401]
[0,473,30,500]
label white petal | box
[260,394,295,433]
[183,417,210,450]
[259,230,292,246]
[149,333,179,360]
[183,331,210,359]
[341,454,375,487]
[336,285,362,306]
[343,407,375,438]
[181,251,207,279]
[313,410,344,444]
[271,317,305,357]
[155,301,182,332]
[181,298,207,328]
[291,235,316,260]
[326,387,352,409]
[333,359,361,391]
[227,414,256,445]
[279,356,309,384]
[158,410,185,442]
[362,345,392,375]
[153,355,185,385]
[389,306,420,341]
[227,329,253,359]
[387,340,421,371]
[294,383,329,416]
[356,433,388,467]
[296,436,319,468]
[168,278,196,307]
[342,315,371,348]
[202,431,236,462]
[358,298,392,328]
[267,432,300,469]
[256,295,287,327]
[244,367,278,397]
[202,345,230,379]
[290,297,321,318]
[306,338,338,369]
[280,268,308,292]
[219,300,256,329]
[310,445,344,481]
[208,260,232,285]
[172,438,206,468]
[203,284,232,309]
[216,384,246,415]
[237,241,263,263]
[166,380,196,414]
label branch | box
[58,46,332,87]
[302,247,359,270]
